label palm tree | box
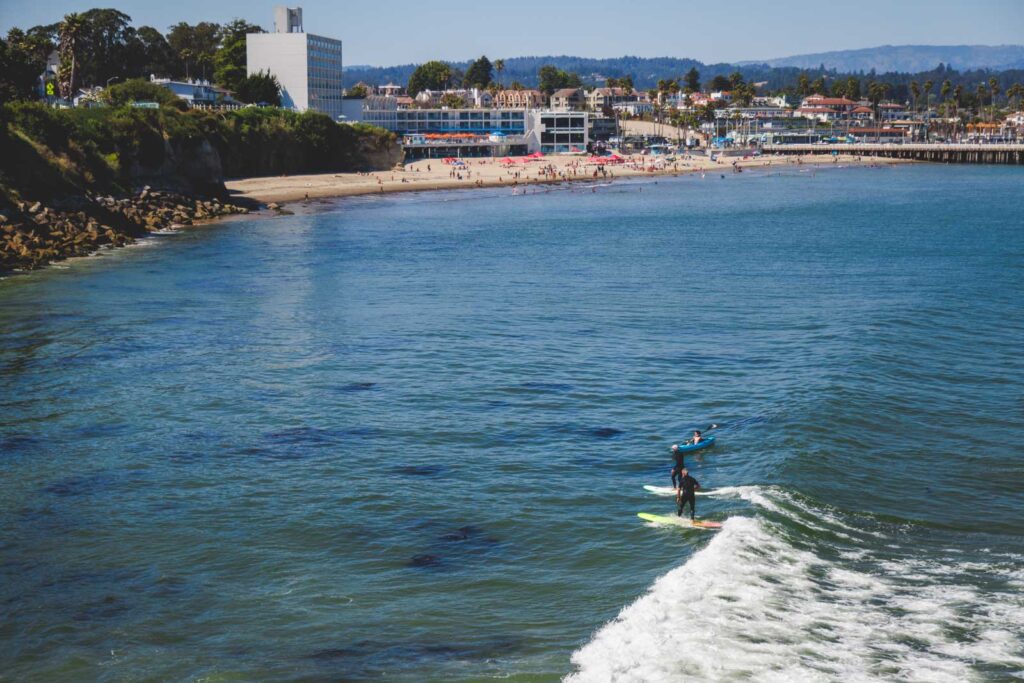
[922,80,933,112]
[1008,83,1024,111]
[910,80,920,114]
[57,12,86,100]
[988,77,1000,121]
[976,83,988,121]
[494,59,505,89]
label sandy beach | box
[225,152,912,204]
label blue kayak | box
[676,436,715,453]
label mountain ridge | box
[740,44,1024,72]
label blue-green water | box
[1,165,1022,682]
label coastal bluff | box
[0,103,400,272]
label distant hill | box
[743,45,1024,73]
[344,50,1024,94]
[345,56,719,91]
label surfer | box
[670,444,686,488]
[676,469,700,520]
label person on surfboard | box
[676,469,700,520]
[670,444,686,488]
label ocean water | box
[1,165,1022,682]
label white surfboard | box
[644,484,716,497]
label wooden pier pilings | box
[761,143,1024,165]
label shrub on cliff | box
[103,79,179,107]
[1,102,398,204]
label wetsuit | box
[671,450,685,488]
[676,474,699,519]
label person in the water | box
[688,429,703,445]
[676,468,700,520]
[670,444,686,488]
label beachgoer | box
[676,469,700,519]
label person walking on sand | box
[676,468,700,520]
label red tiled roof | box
[805,96,856,105]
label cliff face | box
[357,134,405,171]
[0,104,401,273]
[128,137,226,196]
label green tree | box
[683,67,700,93]
[462,55,493,89]
[797,72,810,96]
[709,74,730,91]
[57,12,87,99]
[922,79,933,112]
[0,28,54,101]
[167,21,220,80]
[537,65,581,95]
[75,9,134,86]
[1007,83,1024,110]
[407,60,452,96]
[728,71,744,89]
[213,20,263,92]
[346,83,368,98]
[103,77,178,105]
[235,69,280,105]
[129,26,179,79]
[439,92,466,108]
[493,58,504,87]
[910,81,920,113]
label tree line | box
[0,8,281,105]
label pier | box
[762,143,1024,165]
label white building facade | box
[246,7,344,119]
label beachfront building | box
[360,98,589,156]
[246,7,344,119]
[526,111,588,154]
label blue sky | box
[2,0,1022,66]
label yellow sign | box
[45,82,55,96]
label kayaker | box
[670,444,686,488]
[676,469,700,520]
[688,430,703,445]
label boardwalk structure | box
[762,143,1024,165]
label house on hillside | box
[150,76,237,107]
[551,88,585,111]
[495,89,545,108]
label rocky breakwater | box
[0,188,248,273]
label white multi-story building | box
[246,6,344,119]
[360,98,589,156]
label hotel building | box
[246,7,344,119]
[361,98,589,158]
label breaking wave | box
[566,487,1024,682]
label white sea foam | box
[566,489,1024,682]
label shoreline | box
[2,155,911,277]
[225,152,914,205]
